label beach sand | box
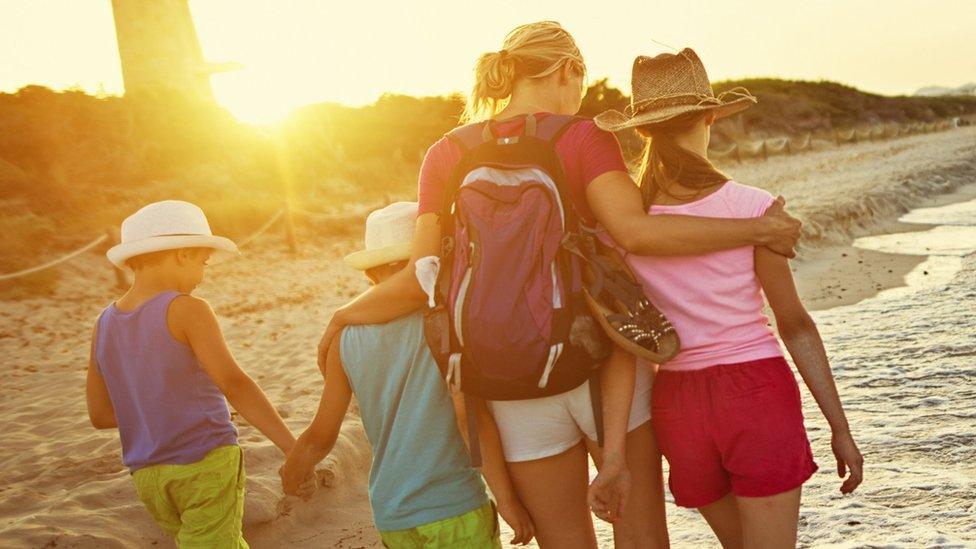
[1,126,974,548]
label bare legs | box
[697,493,743,549]
[697,488,802,549]
[505,423,672,549]
[506,442,597,549]
[587,421,670,548]
[506,422,799,548]
[737,488,801,548]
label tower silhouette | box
[111,0,236,101]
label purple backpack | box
[424,114,611,460]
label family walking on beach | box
[86,21,864,549]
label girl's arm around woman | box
[587,171,803,257]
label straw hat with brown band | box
[595,48,756,132]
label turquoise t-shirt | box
[339,312,488,532]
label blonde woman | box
[319,22,802,548]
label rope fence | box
[236,207,286,248]
[292,201,391,223]
[0,234,108,282]
[0,200,390,285]
[710,117,960,163]
[290,206,342,220]
[3,115,966,285]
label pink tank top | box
[612,181,783,371]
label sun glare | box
[207,63,386,125]
[211,72,298,126]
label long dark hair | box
[635,111,729,207]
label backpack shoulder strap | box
[448,114,585,149]
[531,114,589,233]
[536,114,588,144]
[445,121,489,153]
[440,122,486,219]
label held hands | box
[279,446,319,500]
[587,453,631,524]
[761,196,803,258]
[279,463,318,500]
[832,429,864,494]
[495,496,536,546]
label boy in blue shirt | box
[280,202,534,548]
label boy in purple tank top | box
[86,201,310,548]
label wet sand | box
[0,126,974,548]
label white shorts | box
[487,360,654,462]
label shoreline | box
[0,128,975,548]
[794,180,976,312]
[728,126,976,311]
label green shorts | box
[132,445,248,549]
[379,501,501,549]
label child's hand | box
[832,429,864,494]
[495,496,535,546]
[296,472,319,500]
[279,459,317,500]
[761,196,802,258]
[588,454,631,524]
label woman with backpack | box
[590,49,864,548]
[318,21,803,548]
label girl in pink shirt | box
[595,48,864,547]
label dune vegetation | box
[2,79,974,291]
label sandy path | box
[0,239,381,548]
[0,127,973,548]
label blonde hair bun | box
[462,21,585,122]
[478,51,517,100]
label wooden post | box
[733,143,741,163]
[272,128,300,255]
[105,227,129,289]
[761,140,768,161]
[283,202,299,254]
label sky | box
[1,0,975,123]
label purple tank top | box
[95,291,238,472]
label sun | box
[210,71,301,126]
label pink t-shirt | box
[618,181,783,371]
[417,113,627,225]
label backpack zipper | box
[538,343,564,388]
[551,261,562,308]
[454,241,475,348]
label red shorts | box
[651,356,818,508]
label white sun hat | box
[344,201,418,271]
[106,200,240,269]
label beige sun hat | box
[106,200,240,269]
[594,48,756,132]
[344,202,418,271]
